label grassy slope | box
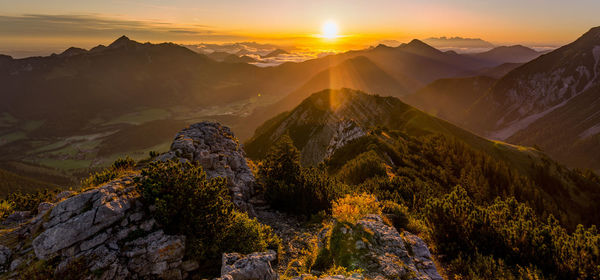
[0,168,60,197]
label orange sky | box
[1,0,598,56]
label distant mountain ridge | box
[261,48,289,58]
[468,45,544,64]
[423,36,495,49]
[403,26,600,171]
[0,35,554,180]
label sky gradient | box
[1,0,599,57]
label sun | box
[321,20,339,39]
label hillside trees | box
[257,134,347,217]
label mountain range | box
[423,36,495,50]
[406,26,600,171]
[0,33,579,185]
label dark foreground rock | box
[5,176,189,279]
[218,250,279,280]
[157,122,256,214]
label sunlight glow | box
[321,20,339,40]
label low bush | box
[258,135,348,217]
[0,188,61,220]
[425,186,600,279]
[137,160,279,271]
[81,157,135,188]
[332,193,381,224]
[0,200,13,220]
[336,151,388,185]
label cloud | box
[0,14,247,44]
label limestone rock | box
[54,190,74,202]
[325,119,366,159]
[37,202,54,214]
[402,231,441,280]
[157,122,256,213]
[219,250,279,280]
[0,245,11,272]
[313,215,442,280]
[356,215,442,280]
[33,181,133,259]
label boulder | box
[356,215,442,280]
[402,231,441,280]
[0,245,11,272]
[33,181,133,259]
[313,215,442,280]
[157,122,256,214]
[219,250,279,280]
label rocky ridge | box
[0,121,442,279]
[157,122,256,214]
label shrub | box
[0,200,13,220]
[81,156,135,188]
[332,193,381,224]
[258,136,347,217]
[425,186,600,279]
[2,188,60,218]
[138,160,279,269]
[337,151,388,185]
[257,134,301,193]
[111,157,136,170]
[220,211,281,255]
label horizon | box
[1,0,598,58]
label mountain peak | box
[262,48,288,58]
[108,35,138,49]
[60,47,87,57]
[373,43,393,51]
[407,39,427,46]
[400,39,441,54]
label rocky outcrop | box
[4,177,191,279]
[218,250,279,280]
[157,122,255,214]
[304,215,442,280]
[325,119,366,159]
[356,215,442,280]
[0,122,267,279]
